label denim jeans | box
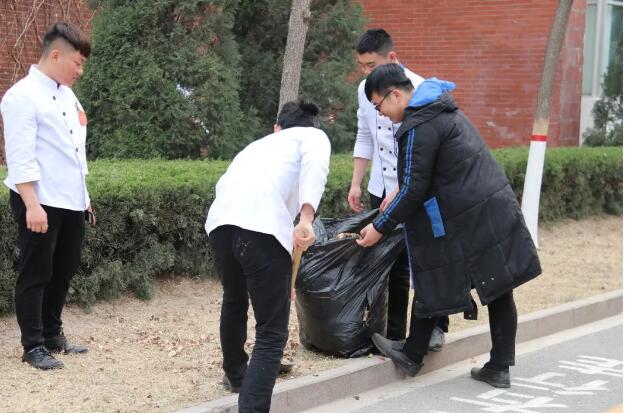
[209,225,291,413]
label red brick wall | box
[0,0,587,164]
[0,0,94,163]
[354,0,586,148]
[556,1,586,146]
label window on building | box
[583,3,598,94]
[582,0,623,96]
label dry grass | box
[0,215,621,412]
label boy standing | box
[349,29,448,349]
[2,22,93,370]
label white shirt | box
[353,66,424,198]
[2,66,90,211]
[205,126,331,256]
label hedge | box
[0,147,622,314]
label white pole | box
[521,0,573,249]
[521,136,547,247]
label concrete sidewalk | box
[176,290,622,413]
[306,315,623,413]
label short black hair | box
[276,101,320,129]
[42,22,91,58]
[364,63,413,101]
[356,29,394,55]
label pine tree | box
[234,0,366,152]
[77,0,258,159]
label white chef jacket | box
[353,66,424,198]
[2,65,90,211]
[205,126,331,256]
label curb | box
[176,290,623,413]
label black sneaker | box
[22,345,64,370]
[279,359,294,375]
[428,326,445,352]
[470,367,511,388]
[222,375,241,393]
[44,332,88,354]
[372,333,422,377]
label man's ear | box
[387,51,398,63]
[48,48,62,63]
[274,124,282,133]
[392,88,409,107]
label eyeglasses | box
[373,89,393,112]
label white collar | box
[29,65,61,90]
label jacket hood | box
[396,78,459,138]
[408,78,456,108]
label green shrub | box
[494,147,623,220]
[0,147,621,314]
[76,0,259,160]
[77,0,367,160]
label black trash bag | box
[295,209,405,358]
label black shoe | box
[372,333,422,377]
[22,345,64,370]
[371,338,405,355]
[470,367,511,388]
[44,332,88,354]
[222,375,241,393]
[279,359,294,375]
[428,326,445,352]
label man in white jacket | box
[2,22,92,370]
[348,29,447,350]
[205,101,331,412]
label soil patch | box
[0,215,621,412]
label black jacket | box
[373,92,541,317]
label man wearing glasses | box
[358,64,541,387]
[349,29,448,350]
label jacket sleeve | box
[1,91,41,185]
[372,123,440,234]
[353,81,374,160]
[299,131,331,212]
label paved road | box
[305,316,623,413]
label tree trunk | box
[277,0,311,117]
[521,0,574,247]
[532,0,574,136]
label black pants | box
[404,291,517,368]
[209,225,291,413]
[10,190,85,350]
[370,192,449,339]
